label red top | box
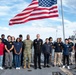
[0,43,5,55]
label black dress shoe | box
[5,67,8,69]
[9,67,12,69]
[39,67,42,69]
[34,67,37,69]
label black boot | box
[39,66,42,69]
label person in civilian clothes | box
[5,35,14,69]
[33,34,43,69]
[49,37,54,65]
[12,36,15,43]
[14,38,22,69]
[1,34,7,45]
[42,38,52,68]
[19,34,24,66]
[74,43,76,68]
[11,36,15,67]
[68,38,74,65]
[62,39,70,69]
[54,38,63,67]
[0,38,5,70]
[1,34,7,66]
[59,38,63,65]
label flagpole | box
[60,0,65,42]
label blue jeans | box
[15,54,21,67]
[0,55,3,67]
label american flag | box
[9,0,58,25]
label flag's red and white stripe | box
[9,0,58,25]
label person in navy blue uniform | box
[14,38,22,69]
[42,38,52,68]
[62,39,70,69]
[33,34,43,69]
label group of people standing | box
[0,34,76,70]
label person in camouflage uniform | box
[23,34,32,69]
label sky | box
[0,0,76,41]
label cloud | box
[0,27,9,31]
[0,6,10,11]
[57,22,76,38]
[0,12,8,16]
[63,0,76,9]
[0,21,76,41]
[0,0,29,17]
[0,6,11,16]
[49,18,71,24]
[0,21,75,42]
[0,0,28,5]
[10,1,29,13]
[0,25,57,40]
[65,22,76,30]
[58,0,76,14]
[58,0,76,8]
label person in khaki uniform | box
[53,38,63,67]
[23,35,32,69]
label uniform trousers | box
[34,53,41,68]
[44,53,50,65]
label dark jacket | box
[68,42,74,52]
[63,44,70,55]
[54,42,63,52]
[74,43,76,52]
[49,42,53,49]
[33,39,43,54]
[2,38,7,45]
[42,42,52,54]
